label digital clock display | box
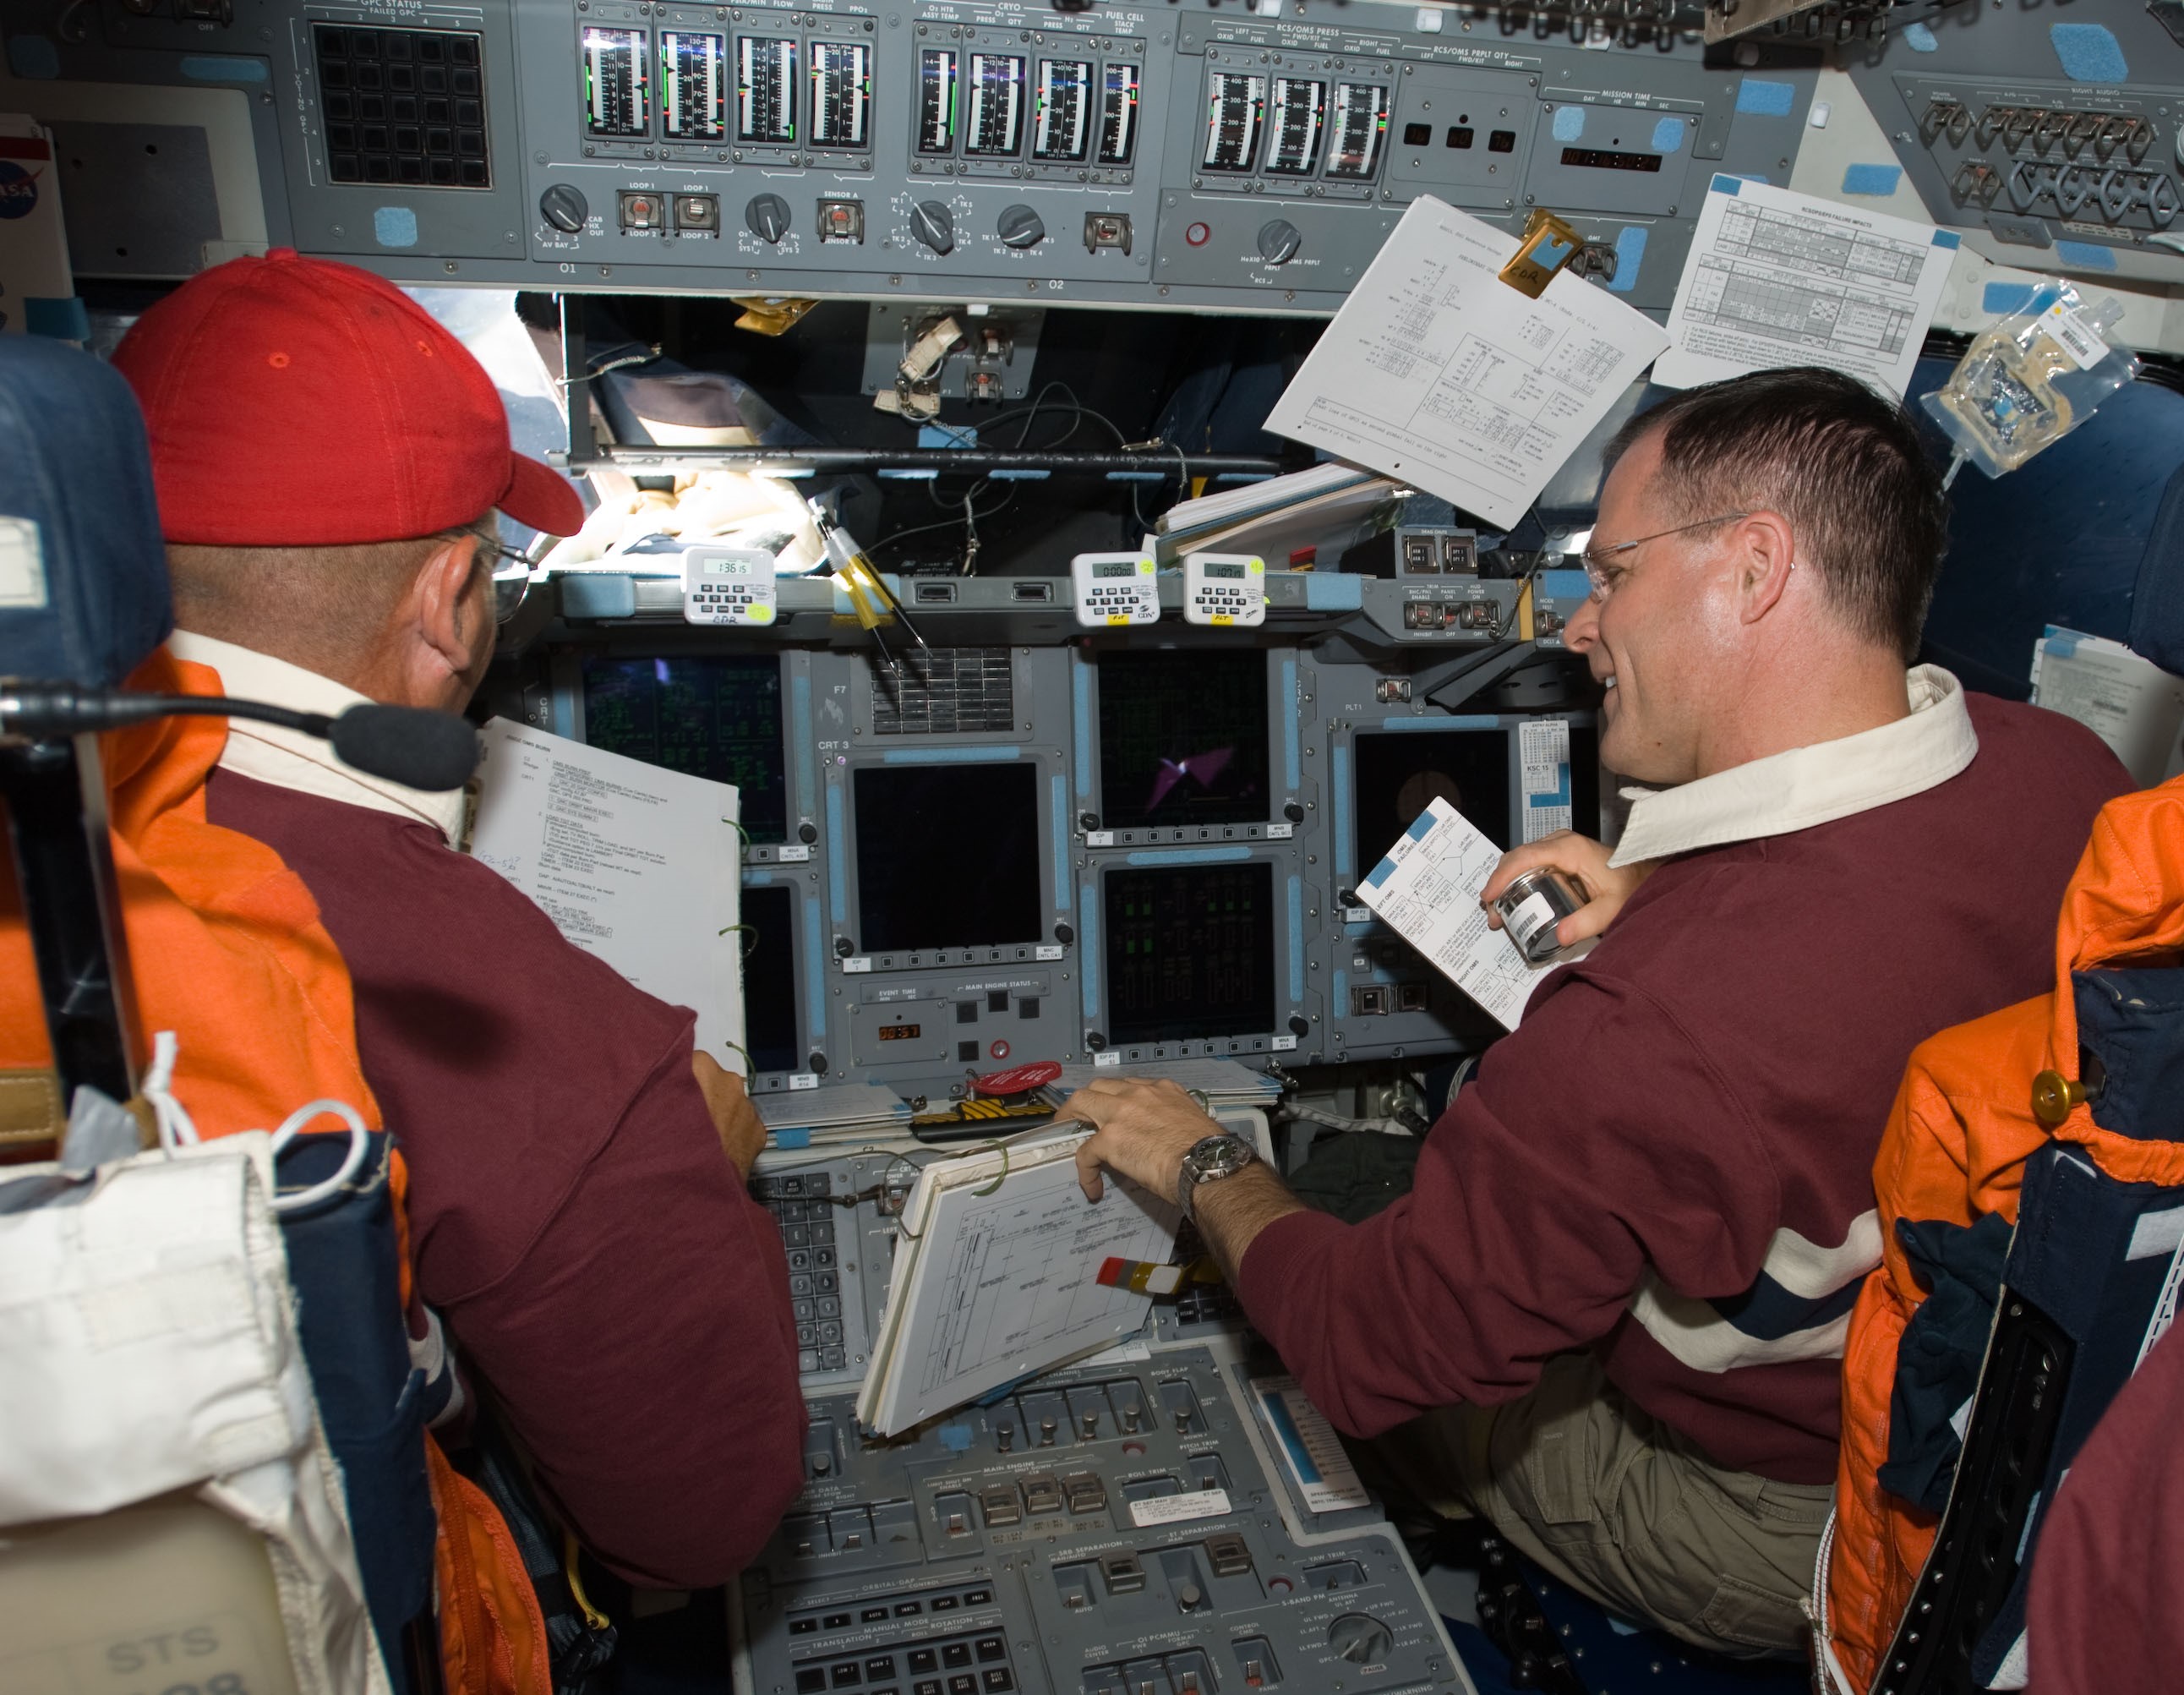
[876,1022,923,1042]
[1203,561,1248,579]
[1095,560,1141,579]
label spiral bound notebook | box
[855,1130,1180,1437]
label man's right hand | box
[1481,831,1657,951]
[692,1049,766,1182]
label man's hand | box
[1056,1077,1305,1282]
[692,1049,766,1182]
[1054,1078,1221,1206]
[1480,830,1658,951]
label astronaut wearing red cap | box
[113,250,806,1589]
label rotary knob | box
[911,200,956,254]
[538,183,589,234]
[996,203,1046,248]
[1327,1614,1394,1665]
[745,193,791,243]
[1257,218,1302,265]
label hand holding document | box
[470,719,747,1067]
[1357,798,1592,1030]
[1263,196,1670,530]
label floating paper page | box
[1655,175,1958,398]
[1357,797,1587,1031]
[860,1134,1178,1436]
[1263,196,1670,530]
[470,719,745,1067]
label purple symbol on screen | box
[1147,747,1233,812]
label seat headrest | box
[0,336,172,687]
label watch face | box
[1193,1135,1252,1179]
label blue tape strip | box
[181,54,266,81]
[1370,713,1499,730]
[1073,658,1094,797]
[802,890,826,1045]
[1259,1391,1324,1484]
[1609,226,1646,294]
[1983,282,2038,315]
[772,1127,812,1149]
[1122,845,1254,867]
[1080,880,1100,1018]
[374,205,418,248]
[1903,20,1938,50]
[1932,229,1961,249]
[1735,79,1795,118]
[1281,655,1301,794]
[1552,106,1585,141]
[1364,854,1401,890]
[989,469,1051,482]
[1711,172,1747,196]
[792,672,816,813]
[1332,742,1352,881]
[2055,239,2118,271]
[1302,574,1364,611]
[1542,569,1591,599]
[2050,22,2127,84]
[742,871,773,887]
[1333,968,1348,1012]
[1105,471,1167,483]
[938,1423,975,1452]
[825,785,847,924]
[7,35,60,76]
[919,424,976,448]
[1841,163,1903,197]
[1286,873,1304,1005]
[1650,117,1686,154]
[1051,774,1069,917]
[879,744,1021,763]
[1406,809,1439,843]
[877,468,941,481]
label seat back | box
[1874,964,2184,1694]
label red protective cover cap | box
[113,249,582,547]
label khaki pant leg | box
[1362,1355,1831,1659]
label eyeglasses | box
[1578,511,1750,601]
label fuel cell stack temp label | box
[1252,1374,1370,1513]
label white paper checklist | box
[469,719,746,1068]
[1655,175,1957,398]
[1357,797,1587,1031]
[1262,196,1670,530]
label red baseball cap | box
[112,248,582,547]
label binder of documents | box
[855,1130,1180,1436]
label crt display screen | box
[1350,723,1600,876]
[581,654,789,845]
[852,762,1043,953]
[1104,862,1275,1044]
[1095,648,1269,829]
[740,883,800,1074]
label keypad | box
[1078,586,1155,618]
[755,1173,848,1371]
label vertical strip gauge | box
[660,31,726,141]
[1325,81,1390,178]
[734,36,797,144]
[1202,71,1266,171]
[964,52,1026,156]
[1097,61,1140,166]
[1032,58,1091,161]
[1264,76,1325,174]
[582,26,649,137]
[916,46,958,153]
[809,41,871,148]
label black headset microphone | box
[0,685,481,792]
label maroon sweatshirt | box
[207,768,806,1588]
[1238,696,2127,1482]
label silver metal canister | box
[1492,867,1584,965]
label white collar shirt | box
[165,630,467,847]
[1607,664,1979,868]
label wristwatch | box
[1176,1133,1259,1220]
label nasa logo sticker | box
[0,159,40,221]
